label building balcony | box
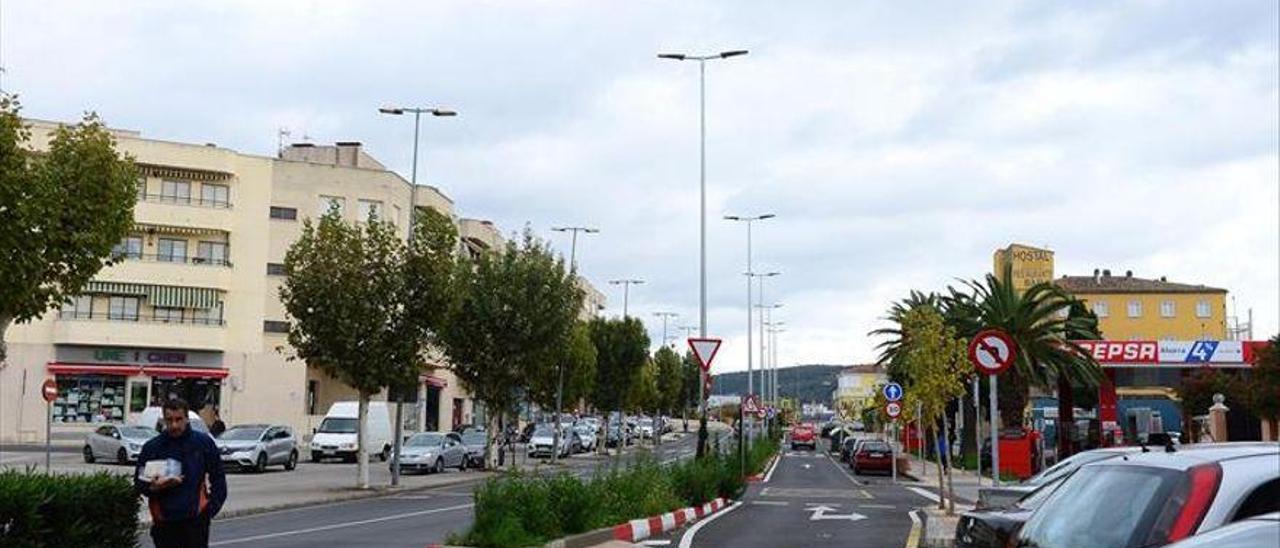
[53,312,226,351]
[100,254,233,290]
[133,198,233,232]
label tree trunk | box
[961,380,977,463]
[942,411,956,516]
[357,393,370,489]
[0,317,11,365]
[932,423,945,511]
[1057,375,1075,460]
[484,411,501,470]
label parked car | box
[309,401,393,463]
[636,418,655,439]
[839,437,863,463]
[454,424,485,435]
[395,432,467,474]
[527,425,571,458]
[215,424,299,472]
[790,423,817,450]
[851,440,893,475]
[572,424,597,453]
[605,422,634,448]
[1165,511,1279,547]
[83,424,156,464]
[460,431,487,468]
[957,474,1071,547]
[1013,443,1280,547]
[976,446,1143,510]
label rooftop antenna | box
[276,128,292,157]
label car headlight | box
[128,443,141,451]
[341,443,356,449]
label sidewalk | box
[901,454,986,548]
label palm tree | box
[945,266,1103,453]
[871,291,940,377]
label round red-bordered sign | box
[968,329,1017,376]
[885,402,902,419]
[41,379,58,403]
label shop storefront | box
[47,346,228,427]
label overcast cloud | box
[4,1,1276,372]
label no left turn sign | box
[968,329,1017,376]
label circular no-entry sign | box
[969,329,1017,376]
[885,402,902,419]
[41,379,58,403]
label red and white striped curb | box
[611,497,728,542]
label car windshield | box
[1016,464,1184,548]
[1013,478,1065,511]
[462,433,486,445]
[533,427,554,437]
[317,417,358,434]
[861,442,889,452]
[407,433,444,447]
[120,426,156,439]
[220,427,265,441]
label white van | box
[309,401,393,463]
[137,406,210,435]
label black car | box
[956,477,1064,548]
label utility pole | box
[550,226,599,464]
[660,48,749,458]
[379,104,455,486]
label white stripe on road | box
[749,500,789,506]
[906,486,941,503]
[859,503,897,509]
[640,541,672,546]
[207,503,474,546]
[762,453,780,483]
[826,453,863,486]
[906,510,923,548]
[678,501,742,548]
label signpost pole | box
[890,419,897,484]
[973,375,981,487]
[989,375,999,486]
[45,400,51,473]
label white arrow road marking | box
[639,541,672,546]
[807,505,867,522]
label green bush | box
[0,469,140,548]
[458,438,780,547]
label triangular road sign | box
[742,394,760,414]
[687,338,722,372]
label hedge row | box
[0,469,140,548]
[455,433,779,547]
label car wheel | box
[83,445,96,464]
[285,451,298,471]
[256,452,268,473]
[117,448,129,464]
[434,457,443,474]
[458,458,467,472]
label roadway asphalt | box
[647,444,933,548]
[137,431,702,547]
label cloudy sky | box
[4,1,1277,372]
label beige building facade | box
[1,123,603,444]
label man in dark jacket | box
[134,398,227,548]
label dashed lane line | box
[208,503,474,546]
[906,486,941,503]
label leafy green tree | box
[653,346,684,416]
[898,306,969,514]
[281,210,417,488]
[0,99,137,363]
[438,229,582,468]
[1246,335,1280,438]
[589,316,650,446]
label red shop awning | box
[143,366,229,379]
[47,363,143,376]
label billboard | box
[1072,340,1269,368]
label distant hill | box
[712,364,845,405]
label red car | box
[789,424,816,450]
[852,440,893,474]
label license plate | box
[323,450,334,455]
[869,452,884,458]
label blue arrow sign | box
[883,382,904,402]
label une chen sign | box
[1073,340,1270,368]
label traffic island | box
[546,498,732,548]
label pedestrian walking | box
[135,398,227,548]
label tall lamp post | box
[725,214,775,443]
[653,311,679,347]
[549,226,598,464]
[608,279,645,318]
[660,48,748,458]
[379,104,455,487]
[755,301,782,430]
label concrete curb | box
[541,497,731,548]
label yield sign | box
[688,337,722,373]
[968,329,1017,376]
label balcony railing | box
[58,311,225,326]
[138,193,232,209]
[111,252,232,267]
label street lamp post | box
[725,214,775,443]
[550,226,599,464]
[653,311,679,347]
[608,279,645,318]
[660,49,748,458]
[379,104,455,487]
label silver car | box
[527,425,571,458]
[83,424,156,464]
[396,432,467,474]
[975,446,1144,510]
[215,424,299,472]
